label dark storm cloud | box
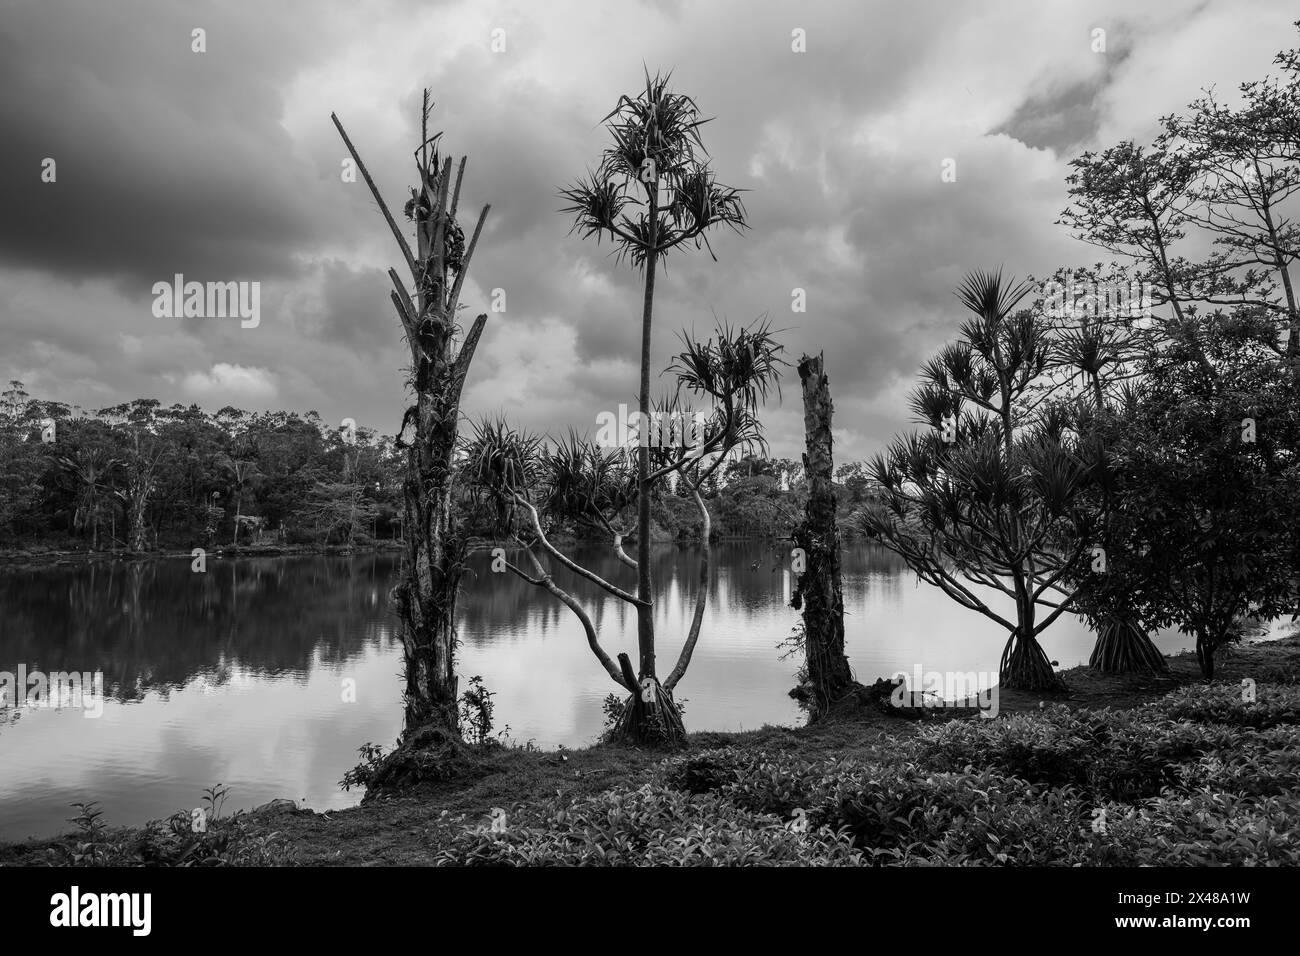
[992,39,1135,156]
[310,262,396,353]
[0,0,1291,462]
[993,79,1105,155]
[0,0,339,288]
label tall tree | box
[114,427,167,552]
[1038,264,1170,674]
[790,353,855,716]
[333,92,490,735]
[217,453,261,546]
[861,271,1102,691]
[561,73,754,739]
[1093,312,1299,678]
[1,381,28,421]
[1165,41,1300,378]
[1060,30,1300,385]
[57,446,118,551]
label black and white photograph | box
[0,0,1295,931]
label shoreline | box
[0,541,406,571]
[2,632,1296,865]
[0,535,773,571]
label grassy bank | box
[3,634,1297,866]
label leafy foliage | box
[0,391,398,551]
[51,789,291,867]
[860,270,1102,690]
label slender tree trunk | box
[790,354,854,717]
[129,487,149,552]
[232,487,242,546]
[1195,632,1216,680]
[636,190,658,682]
[614,187,687,745]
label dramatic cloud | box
[1,0,1295,459]
[179,363,278,403]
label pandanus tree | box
[332,91,490,735]
[465,71,754,743]
[859,270,1105,691]
[1040,267,1169,674]
[465,318,783,743]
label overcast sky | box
[1,0,1295,462]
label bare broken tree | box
[789,353,855,716]
[332,92,490,735]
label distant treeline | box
[0,383,874,553]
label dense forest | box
[0,383,871,553]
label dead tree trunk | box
[790,353,855,717]
[333,93,490,736]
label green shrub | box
[912,704,1242,800]
[656,748,770,795]
[1088,788,1300,866]
[433,783,864,866]
[52,788,291,867]
[340,741,390,792]
[640,683,1300,867]
[1169,727,1300,799]
[1154,682,1300,729]
[658,748,1090,865]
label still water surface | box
[0,542,1202,838]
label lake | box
[0,542,1206,839]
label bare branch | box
[665,485,711,691]
[449,156,468,221]
[517,497,648,607]
[331,112,417,276]
[515,547,631,689]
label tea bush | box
[51,790,291,867]
[911,704,1247,800]
[590,683,1299,866]
[1084,788,1300,866]
[433,783,864,866]
[1154,683,1300,729]
[658,748,1091,865]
